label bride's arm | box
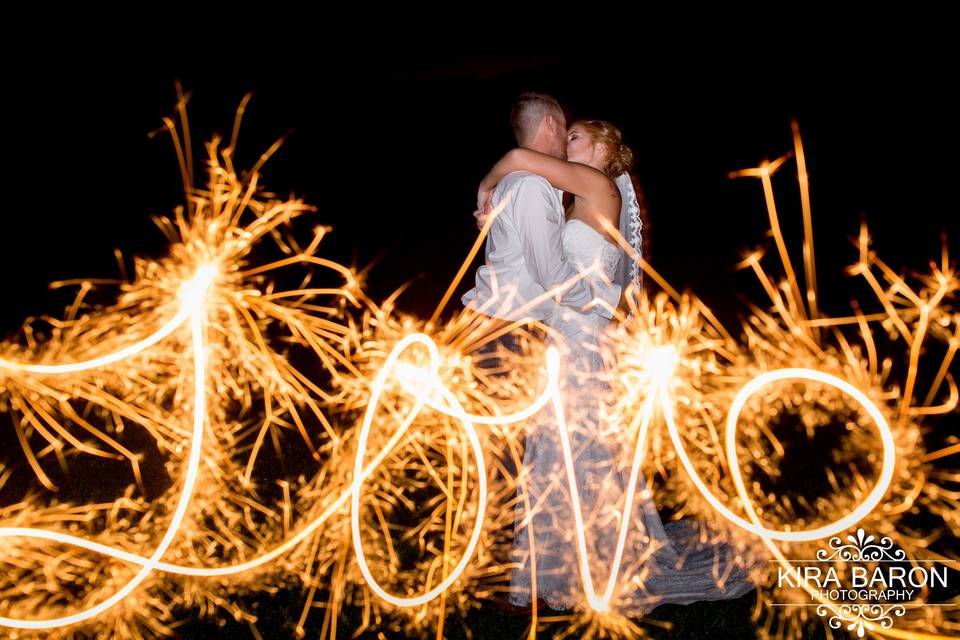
[477,148,612,211]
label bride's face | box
[566,125,607,170]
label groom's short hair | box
[511,92,563,145]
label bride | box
[476,119,756,614]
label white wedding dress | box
[508,219,756,612]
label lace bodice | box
[546,219,621,373]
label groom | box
[461,92,624,613]
[462,92,624,362]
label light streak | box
[0,318,898,626]
[668,368,895,542]
[0,265,215,629]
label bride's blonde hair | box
[572,119,635,177]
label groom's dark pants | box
[471,316,546,600]
[471,314,546,383]
[474,320,540,468]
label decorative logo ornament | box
[817,604,907,638]
[817,528,907,562]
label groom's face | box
[545,111,568,159]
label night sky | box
[1,38,957,639]
[3,46,956,333]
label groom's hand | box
[474,188,494,230]
[476,187,493,212]
[473,208,489,230]
[615,287,632,316]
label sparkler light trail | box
[0,94,956,640]
[0,265,216,630]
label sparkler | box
[0,92,956,639]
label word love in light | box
[0,278,894,630]
[359,333,896,613]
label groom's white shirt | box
[462,171,621,321]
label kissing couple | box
[462,92,757,614]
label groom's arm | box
[512,177,621,319]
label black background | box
[3,44,956,332]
